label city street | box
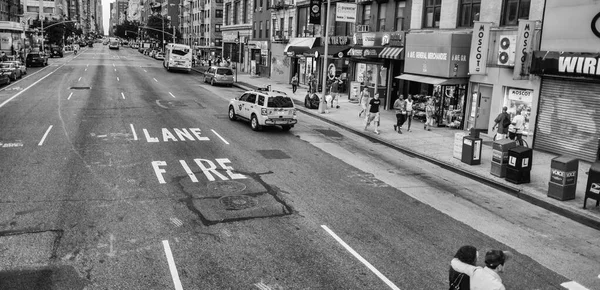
[0,45,597,289]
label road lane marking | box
[38,125,53,146]
[162,240,183,290]
[211,129,229,145]
[179,160,199,182]
[87,64,89,67]
[153,78,158,82]
[561,281,590,290]
[78,77,81,82]
[321,225,400,290]
[114,68,116,72]
[121,92,125,99]
[112,63,115,67]
[130,124,138,140]
[169,92,176,98]
[67,92,73,100]
[85,68,87,71]
[144,69,147,72]
[117,77,120,82]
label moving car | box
[228,88,297,131]
[5,60,26,75]
[49,45,63,57]
[0,62,22,80]
[26,52,48,67]
[204,66,234,86]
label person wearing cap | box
[450,250,512,290]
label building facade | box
[221,0,253,70]
[530,0,600,162]
[268,0,294,83]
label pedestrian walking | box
[364,94,381,134]
[393,95,407,134]
[405,95,414,132]
[451,249,512,290]
[291,73,299,93]
[330,79,340,109]
[492,106,511,140]
[358,88,370,118]
[424,97,435,131]
[509,110,527,141]
[449,245,477,290]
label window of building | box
[501,0,530,26]
[259,21,263,38]
[243,0,248,23]
[216,9,223,18]
[216,24,221,31]
[377,3,387,31]
[253,21,257,38]
[423,0,441,28]
[362,5,371,26]
[224,3,230,25]
[458,0,481,27]
[395,1,405,31]
[266,20,270,38]
[234,1,239,24]
[254,0,257,12]
[288,16,293,36]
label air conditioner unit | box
[497,35,516,66]
[356,25,369,32]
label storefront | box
[378,32,405,110]
[397,33,471,127]
[221,31,243,68]
[248,40,269,76]
[284,37,318,85]
[0,21,26,55]
[531,51,600,162]
[304,36,351,94]
[348,32,387,108]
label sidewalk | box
[194,68,600,231]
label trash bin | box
[491,139,517,178]
[461,135,482,165]
[584,161,600,209]
[505,146,533,184]
[548,156,578,201]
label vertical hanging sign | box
[309,0,322,24]
[513,19,536,80]
[469,22,491,75]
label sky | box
[102,0,113,36]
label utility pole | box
[319,0,331,114]
[39,0,44,52]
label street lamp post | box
[319,0,332,114]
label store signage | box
[531,51,600,79]
[389,32,404,47]
[469,22,491,75]
[323,36,350,46]
[352,33,362,45]
[309,0,321,24]
[336,3,357,23]
[513,20,536,80]
[405,33,471,78]
[363,48,379,57]
[592,12,600,38]
[507,88,533,103]
[550,169,577,185]
[363,33,376,47]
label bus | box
[108,38,119,50]
[163,43,192,72]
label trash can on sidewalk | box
[491,139,517,178]
[461,135,482,165]
[584,161,600,209]
[548,156,578,201]
[505,147,533,184]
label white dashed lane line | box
[117,77,120,82]
[153,78,158,82]
[121,92,125,99]
[130,124,138,140]
[67,92,73,100]
[169,92,176,98]
[162,240,183,290]
[78,77,81,82]
[321,225,400,290]
[561,281,590,290]
[38,125,53,146]
[143,69,147,72]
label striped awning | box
[379,47,404,59]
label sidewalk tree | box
[145,15,172,42]
[114,20,140,40]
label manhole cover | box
[219,195,257,210]
[257,150,290,159]
[70,87,91,90]
[315,129,344,138]
[207,181,246,193]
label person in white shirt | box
[509,110,527,141]
[451,250,512,290]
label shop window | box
[501,0,530,26]
[423,0,441,28]
[395,1,405,31]
[503,87,532,132]
[377,3,387,32]
[458,0,481,27]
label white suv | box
[228,88,298,131]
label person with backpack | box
[493,106,511,140]
[449,245,478,290]
[291,73,299,93]
[451,249,512,290]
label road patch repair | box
[178,173,293,225]
[0,229,88,289]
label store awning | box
[379,47,404,60]
[284,38,317,57]
[305,45,351,58]
[395,73,468,85]
[347,46,384,58]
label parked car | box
[149,50,158,58]
[0,73,10,86]
[228,88,297,131]
[5,60,26,76]
[49,45,63,57]
[304,92,320,109]
[154,52,165,60]
[0,62,21,81]
[26,52,48,67]
[204,66,234,86]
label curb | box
[229,80,600,231]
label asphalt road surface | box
[0,45,597,290]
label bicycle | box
[509,131,529,147]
